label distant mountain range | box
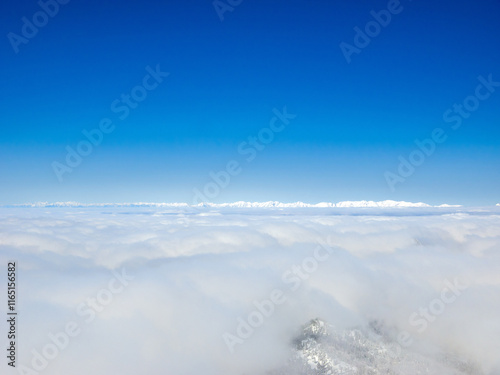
[6,200,466,208]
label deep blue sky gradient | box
[1,0,499,205]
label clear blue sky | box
[1,0,499,205]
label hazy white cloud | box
[1,206,499,374]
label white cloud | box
[1,206,499,374]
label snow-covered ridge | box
[270,318,482,375]
[198,200,435,208]
[6,200,462,208]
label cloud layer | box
[1,206,499,374]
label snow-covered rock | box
[269,318,483,375]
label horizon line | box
[2,199,494,208]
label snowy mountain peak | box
[270,318,483,375]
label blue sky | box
[1,0,499,205]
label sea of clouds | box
[1,204,499,374]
